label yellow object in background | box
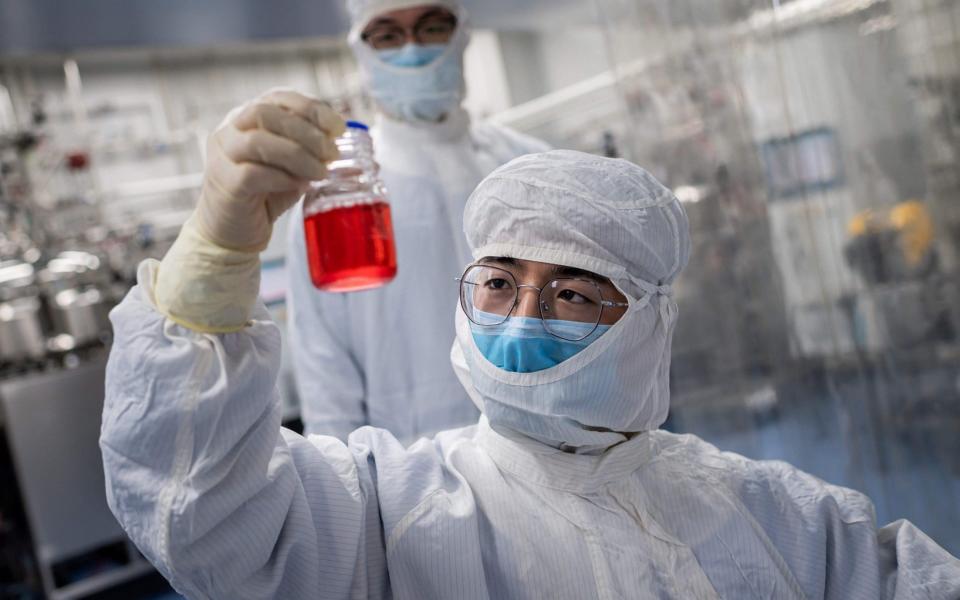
[848,210,879,237]
[847,201,934,267]
[888,200,935,267]
[845,200,936,285]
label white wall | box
[497,27,612,105]
[463,30,513,118]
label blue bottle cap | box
[346,120,369,131]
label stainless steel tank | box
[39,252,111,347]
[0,261,46,362]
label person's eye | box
[484,278,512,291]
[421,22,453,34]
[368,30,403,45]
[558,289,593,304]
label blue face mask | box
[470,316,611,373]
[377,43,447,68]
[363,38,464,122]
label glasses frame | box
[456,263,629,341]
[361,14,459,50]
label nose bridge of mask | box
[470,315,611,373]
[378,42,448,68]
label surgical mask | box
[351,23,468,123]
[377,43,447,68]
[470,316,611,373]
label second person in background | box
[286,0,549,443]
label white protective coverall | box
[101,151,960,599]
[287,0,549,442]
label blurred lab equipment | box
[40,251,112,349]
[302,120,397,292]
[0,93,175,599]
[0,251,116,373]
[0,261,46,365]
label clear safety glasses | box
[457,264,629,341]
[361,14,458,50]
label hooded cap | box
[452,150,691,453]
[345,0,461,36]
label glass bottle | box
[301,120,397,292]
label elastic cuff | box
[154,215,262,333]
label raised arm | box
[734,455,960,599]
[101,264,388,599]
[99,89,389,599]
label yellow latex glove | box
[155,88,346,333]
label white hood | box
[451,150,691,453]
[344,0,461,37]
[345,0,469,123]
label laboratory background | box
[0,0,958,597]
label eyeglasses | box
[361,14,458,50]
[457,264,629,341]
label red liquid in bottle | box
[303,201,398,292]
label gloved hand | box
[154,89,346,333]
[196,87,346,252]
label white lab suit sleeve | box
[100,260,388,600]
[876,519,960,599]
[285,204,367,440]
[733,456,960,600]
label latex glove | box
[154,89,345,333]
[196,87,346,253]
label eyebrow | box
[365,9,455,30]
[552,265,604,283]
[415,9,457,23]
[479,256,518,267]
[365,17,400,29]
[478,257,606,284]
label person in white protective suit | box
[100,91,960,599]
[286,0,549,443]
